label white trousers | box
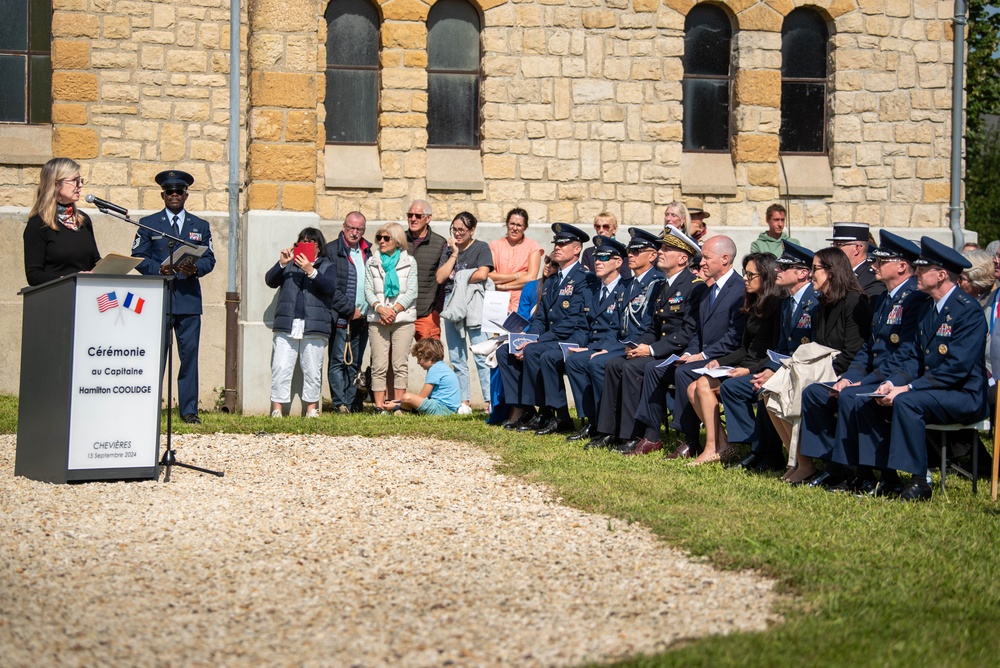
[271,332,327,403]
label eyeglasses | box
[628,248,653,255]
[873,258,902,265]
[544,258,557,266]
[809,264,831,274]
[407,212,427,219]
[164,189,185,196]
[59,177,84,186]
[506,222,525,229]
[594,224,614,231]
[344,225,365,233]
[834,241,861,248]
[375,234,392,242]
[744,271,759,281]
[450,226,469,234]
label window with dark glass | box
[681,4,732,152]
[427,0,481,148]
[780,8,829,154]
[0,0,51,124]
[324,0,379,144]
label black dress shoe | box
[617,438,641,454]
[852,478,880,497]
[517,413,546,432]
[663,442,694,460]
[181,414,202,424]
[790,471,822,487]
[805,470,840,488]
[584,434,613,451]
[898,481,933,502]
[535,418,575,436]
[566,424,592,442]
[501,419,519,430]
[826,475,862,493]
[874,480,905,499]
[727,453,756,470]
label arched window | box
[427,0,481,148]
[324,0,379,144]
[0,0,51,123]
[681,4,732,152]
[780,8,828,154]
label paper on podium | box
[93,252,142,275]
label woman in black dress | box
[23,158,100,286]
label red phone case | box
[293,242,316,263]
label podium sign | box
[16,274,167,483]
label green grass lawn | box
[5,400,999,667]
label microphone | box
[85,194,129,216]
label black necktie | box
[600,286,608,302]
[172,214,180,234]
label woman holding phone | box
[265,228,338,418]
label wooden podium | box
[15,274,168,483]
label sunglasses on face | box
[810,264,831,274]
[164,189,185,196]
[407,212,427,219]
[594,253,617,262]
[744,271,759,281]
[594,224,613,231]
[376,234,392,242]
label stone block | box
[141,45,165,69]
[856,144,882,166]
[190,140,224,162]
[879,93,909,122]
[249,145,317,181]
[619,143,653,162]
[631,58,662,81]
[747,163,779,187]
[167,49,208,72]
[248,183,279,210]
[249,0,317,32]
[380,112,425,128]
[918,64,948,89]
[404,51,428,68]
[916,160,948,179]
[123,120,159,141]
[518,156,546,180]
[52,13,100,38]
[152,4,175,29]
[92,51,138,69]
[633,0,658,12]
[102,84,141,103]
[251,72,317,108]
[738,4,781,31]
[381,0,431,22]
[51,72,98,101]
[383,21,426,50]
[484,155,517,179]
[160,124,186,161]
[571,80,614,104]
[89,161,129,186]
[380,128,414,151]
[381,68,427,90]
[51,41,90,69]
[175,101,211,122]
[282,184,316,211]
[249,34,282,69]
[733,135,778,163]
[546,159,580,182]
[51,104,88,125]
[735,70,780,107]
[885,0,911,18]
[286,35,317,72]
[582,10,617,29]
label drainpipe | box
[949,0,968,249]
[223,0,241,412]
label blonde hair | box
[593,211,618,234]
[962,249,995,293]
[665,201,690,235]
[30,158,86,231]
[411,337,444,363]
[376,222,408,251]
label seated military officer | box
[498,223,598,431]
[857,237,988,501]
[799,230,931,494]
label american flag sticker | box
[97,291,119,313]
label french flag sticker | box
[122,292,145,314]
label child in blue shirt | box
[396,338,462,415]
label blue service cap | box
[914,237,972,274]
[551,223,589,244]
[872,230,921,263]
[626,227,661,251]
[155,170,194,191]
[591,235,627,260]
[776,240,815,267]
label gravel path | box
[0,433,782,666]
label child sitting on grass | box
[394,338,462,415]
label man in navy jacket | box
[132,170,216,424]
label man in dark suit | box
[857,237,988,501]
[563,229,663,440]
[829,222,886,299]
[724,240,818,473]
[132,170,216,424]
[537,236,630,436]
[624,235,746,456]
[589,226,705,450]
[498,223,599,430]
[799,230,931,493]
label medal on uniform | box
[889,333,899,344]
[562,300,570,309]
[801,336,809,344]
[939,343,948,354]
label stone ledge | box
[0,126,54,166]
[680,152,737,196]
[779,154,835,197]
[324,144,384,190]
[426,147,485,192]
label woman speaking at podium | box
[23,158,100,286]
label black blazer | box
[640,269,708,358]
[716,311,781,374]
[813,291,872,375]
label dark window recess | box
[427,0,481,148]
[0,0,51,124]
[681,4,732,152]
[324,0,379,144]
[780,8,829,153]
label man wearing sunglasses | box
[404,200,447,340]
[132,170,216,424]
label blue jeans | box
[443,318,490,404]
[327,319,368,410]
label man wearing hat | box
[686,203,709,245]
[856,237,988,501]
[499,223,599,432]
[829,222,886,299]
[561,229,663,441]
[725,240,818,473]
[588,226,706,450]
[531,236,630,436]
[798,231,931,493]
[132,170,216,424]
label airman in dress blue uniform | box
[562,229,664,440]
[799,231,932,493]
[498,223,599,432]
[132,170,216,424]
[855,237,988,501]
[829,222,886,300]
[724,240,818,472]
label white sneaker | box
[270,409,282,418]
[306,409,320,418]
[457,404,473,415]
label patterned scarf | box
[57,203,78,230]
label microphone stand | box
[92,204,224,482]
